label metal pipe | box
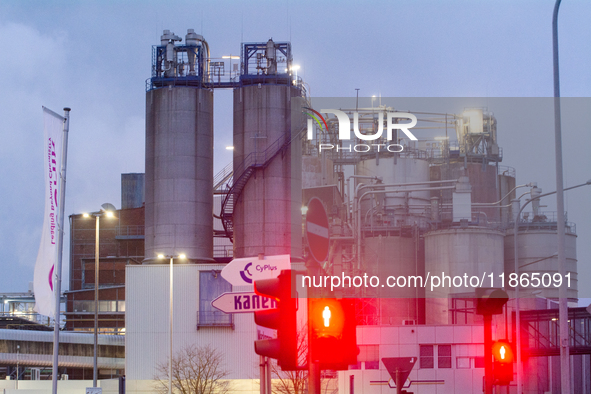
[357,179,457,195]
[356,185,457,270]
[348,176,382,224]
[471,183,534,207]
[353,179,457,267]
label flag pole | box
[51,107,70,394]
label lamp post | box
[16,344,19,389]
[513,179,590,393]
[157,253,186,394]
[551,2,572,393]
[83,203,117,388]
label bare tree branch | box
[155,344,231,394]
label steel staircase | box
[219,127,304,242]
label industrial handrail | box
[213,161,234,191]
[219,122,306,240]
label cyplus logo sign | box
[303,107,418,153]
[240,262,253,284]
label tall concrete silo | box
[144,29,214,263]
[229,40,303,259]
[356,155,432,228]
[355,147,432,324]
[504,198,578,301]
[429,109,511,223]
[424,227,505,324]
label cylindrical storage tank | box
[232,85,302,259]
[504,228,577,301]
[497,167,516,225]
[424,227,505,325]
[363,234,423,324]
[145,87,214,262]
[356,157,431,227]
[430,162,504,223]
[302,156,334,188]
[121,173,145,209]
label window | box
[72,300,125,312]
[358,345,377,360]
[420,345,434,369]
[198,271,232,328]
[456,357,471,369]
[450,297,483,325]
[474,357,485,368]
[365,361,379,369]
[438,345,452,368]
[358,345,379,369]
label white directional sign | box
[211,292,277,314]
[221,254,291,286]
[86,388,102,394]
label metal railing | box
[213,161,234,192]
[116,225,144,237]
[517,211,576,234]
[219,124,306,240]
[197,311,233,329]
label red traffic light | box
[492,340,514,386]
[310,298,344,335]
[309,298,358,370]
[492,341,514,363]
[253,270,298,371]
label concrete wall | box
[0,379,120,394]
[126,264,260,381]
[339,325,487,394]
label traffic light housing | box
[475,288,509,316]
[253,270,298,370]
[492,341,514,385]
[309,298,358,370]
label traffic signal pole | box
[259,355,266,394]
[307,266,321,394]
[308,360,321,394]
[484,314,493,394]
[265,357,271,394]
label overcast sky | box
[0,1,590,299]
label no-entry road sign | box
[306,197,330,263]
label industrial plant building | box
[1,29,589,394]
[123,29,589,393]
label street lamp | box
[290,65,300,86]
[157,253,187,394]
[82,202,117,388]
[513,179,590,393]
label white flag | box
[33,108,65,317]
